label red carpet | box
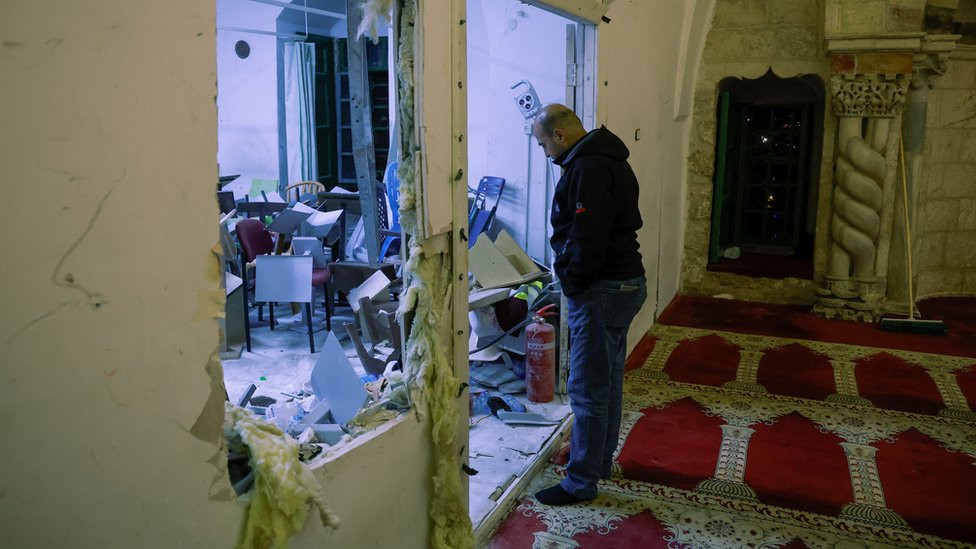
[487,296,976,548]
[657,295,976,358]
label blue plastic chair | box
[379,162,401,258]
[468,176,506,248]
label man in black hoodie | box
[532,104,647,506]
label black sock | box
[534,484,593,506]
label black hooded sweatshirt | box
[549,126,644,297]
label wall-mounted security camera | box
[511,80,542,120]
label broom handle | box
[898,134,915,320]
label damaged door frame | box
[385,0,610,542]
[459,0,604,540]
[346,0,382,268]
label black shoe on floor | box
[534,484,594,506]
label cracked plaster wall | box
[0,1,434,547]
[0,1,244,546]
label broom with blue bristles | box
[879,135,947,335]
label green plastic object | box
[249,178,278,197]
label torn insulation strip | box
[394,0,473,546]
[224,403,340,549]
[356,0,394,42]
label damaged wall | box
[0,0,437,547]
[0,0,243,545]
[595,0,713,346]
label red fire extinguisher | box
[526,304,557,403]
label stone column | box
[838,442,909,528]
[695,424,759,501]
[815,42,914,322]
[885,35,959,312]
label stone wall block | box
[922,199,960,231]
[939,90,976,127]
[832,54,857,74]
[922,162,945,196]
[925,89,944,129]
[958,200,976,231]
[694,89,718,118]
[943,163,974,198]
[887,5,924,32]
[961,130,976,161]
[704,30,747,62]
[779,27,820,59]
[916,231,946,265]
[927,129,963,162]
[685,220,712,253]
[945,232,976,267]
[744,29,778,59]
[766,0,819,25]
[941,60,976,90]
[712,0,767,28]
[856,52,914,75]
[838,1,886,34]
[917,269,963,296]
[690,190,715,221]
[688,149,715,178]
[697,120,717,148]
[964,271,976,292]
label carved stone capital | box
[830,73,910,117]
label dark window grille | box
[732,104,811,253]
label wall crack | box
[50,167,126,309]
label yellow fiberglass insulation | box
[224,403,340,549]
[356,0,394,42]
[400,235,474,549]
[393,1,472,546]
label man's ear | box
[552,128,566,143]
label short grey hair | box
[534,105,584,135]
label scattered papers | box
[468,287,511,311]
[291,237,329,269]
[248,191,286,203]
[310,332,369,426]
[498,379,526,394]
[347,270,392,313]
[470,363,519,388]
[495,411,560,426]
[266,207,312,234]
[225,272,243,296]
[469,230,545,289]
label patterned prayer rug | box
[485,297,976,548]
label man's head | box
[532,104,587,159]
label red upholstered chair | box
[236,218,275,265]
[236,218,333,352]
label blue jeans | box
[560,276,647,498]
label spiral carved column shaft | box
[814,69,910,322]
